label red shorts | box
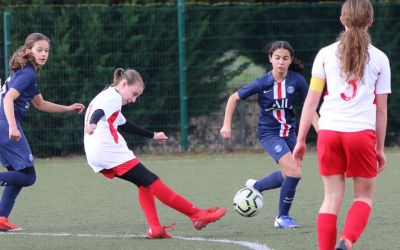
[317,130,377,178]
[100,158,140,179]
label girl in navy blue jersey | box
[0,33,85,231]
[220,41,318,228]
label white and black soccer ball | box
[233,187,263,217]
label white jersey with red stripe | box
[84,86,135,172]
[312,42,391,132]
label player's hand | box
[376,150,387,173]
[69,103,85,114]
[85,124,97,135]
[154,132,168,142]
[293,142,306,168]
[220,126,232,139]
[9,125,21,141]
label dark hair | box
[337,0,373,81]
[9,33,50,72]
[111,68,144,88]
[266,41,304,73]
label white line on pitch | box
[0,231,272,250]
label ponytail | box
[289,57,304,73]
[9,46,37,72]
[337,0,373,81]
[111,67,145,88]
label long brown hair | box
[111,68,144,88]
[337,0,373,82]
[9,33,50,72]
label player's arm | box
[220,92,240,139]
[119,123,168,142]
[32,94,85,113]
[84,109,104,135]
[309,76,325,133]
[293,76,324,166]
[3,88,21,141]
[375,93,388,173]
[118,122,154,138]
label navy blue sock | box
[254,170,284,192]
[0,169,36,217]
[278,176,301,217]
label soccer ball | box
[233,187,263,217]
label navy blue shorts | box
[0,120,34,170]
[260,133,297,162]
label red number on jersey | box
[340,79,357,101]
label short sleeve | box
[8,68,36,94]
[237,78,262,100]
[95,94,122,120]
[311,49,327,80]
[297,74,308,102]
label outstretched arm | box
[220,92,240,139]
[32,94,85,113]
[119,122,168,142]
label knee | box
[25,174,36,186]
[282,168,302,178]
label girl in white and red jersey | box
[84,68,226,239]
[293,0,391,249]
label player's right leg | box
[274,152,301,228]
[0,125,36,232]
[0,167,36,232]
[336,130,377,248]
[118,163,226,235]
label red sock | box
[341,201,371,243]
[150,179,199,217]
[317,213,337,250]
[138,186,161,232]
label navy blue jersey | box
[238,70,308,138]
[0,65,40,124]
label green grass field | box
[0,149,399,250]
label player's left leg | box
[0,167,36,232]
[274,152,301,228]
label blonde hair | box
[9,33,50,73]
[111,68,144,88]
[337,0,373,82]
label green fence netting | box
[0,2,399,156]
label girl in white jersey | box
[293,1,391,249]
[84,68,226,239]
